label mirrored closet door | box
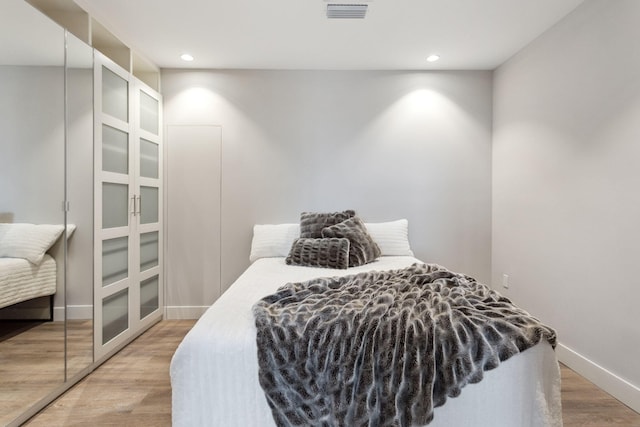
[0,0,162,422]
[65,31,95,381]
[0,0,66,424]
[0,1,95,425]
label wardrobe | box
[94,53,163,361]
[0,1,163,425]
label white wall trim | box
[164,306,208,320]
[557,343,640,413]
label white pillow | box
[250,223,300,262]
[364,219,414,257]
[0,223,65,264]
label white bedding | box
[0,254,56,309]
[171,257,562,427]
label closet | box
[94,54,163,360]
[0,1,93,425]
[0,1,164,424]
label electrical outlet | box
[502,274,509,289]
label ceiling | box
[74,0,585,70]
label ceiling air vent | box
[327,4,368,19]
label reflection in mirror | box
[65,32,94,381]
[0,0,66,424]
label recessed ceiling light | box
[426,54,440,63]
[181,53,194,62]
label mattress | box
[171,257,562,427]
[0,254,56,309]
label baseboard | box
[45,305,203,321]
[164,306,208,319]
[557,343,640,413]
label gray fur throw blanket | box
[253,263,557,427]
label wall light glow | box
[180,53,194,62]
[426,54,440,63]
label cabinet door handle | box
[131,195,137,215]
[136,195,142,216]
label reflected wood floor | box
[0,319,93,426]
[0,321,65,426]
[24,320,640,426]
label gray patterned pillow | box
[285,238,350,269]
[299,210,356,238]
[321,216,381,267]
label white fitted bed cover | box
[0,254,56,309]
[171,256,562,427]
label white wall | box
[493,0,640,410]
[0,65,65,312]
[165,125,222,318]
[162,70,493,309]
[0,65,93,318]
[0,66,65,223]
[66,66,95,317]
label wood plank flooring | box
[561,366,640,426]
[1,319,93,426]
[0,321,65,426]
[24,320,640,426]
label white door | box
[166,125,222,318]
[94,53,163,360]
[94,56,133,357]
[133,80,163,330]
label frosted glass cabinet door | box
[140,231,158,271]
[139,138,159,179]
[102,236,128,286]
[140,186,159,224]
[102,125,128,174]
[102,183,129,229]
[139,90,159,135]
[94,54,163,361]
[140,276,159,319]
[102,66,128,122]
[102,288,129,344]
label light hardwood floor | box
[24,320,640,426]
[1,321,65,425]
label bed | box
[0,255,57,310]
[171,216,562,427]
[0,223,65,318]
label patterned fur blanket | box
[253,263,556,427]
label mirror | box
[0,0,66,424]
[0,0,96,423]
[65,32,94,381]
